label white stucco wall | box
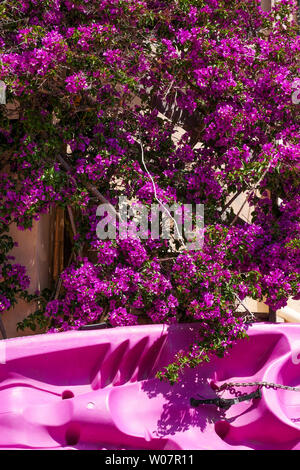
[1,214,52,338]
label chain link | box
[192,381,300,409]
[217,381,300,392]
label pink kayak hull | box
[0,323,299,450]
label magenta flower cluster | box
[0,0,299,382]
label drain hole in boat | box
[214,421,230,440]
[62,390,74,400]
[65,426,80,446]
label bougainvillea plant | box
[0,0,299,383]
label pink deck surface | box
[0,323,299,450]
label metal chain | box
[192,381,300,410]
[191,388,262,409]
[217,381,300,392]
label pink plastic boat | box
[0,323,299,450]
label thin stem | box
[56,154,120,220]
[233,293,255,322]
[220,189,244,217]
[67,205,83,258]
[52,250,74,301]
[67,205,77,239]
[137,133,187,250]
[230,163,271,226]
[0,316,7,339]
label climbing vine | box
[0,0,299,382]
